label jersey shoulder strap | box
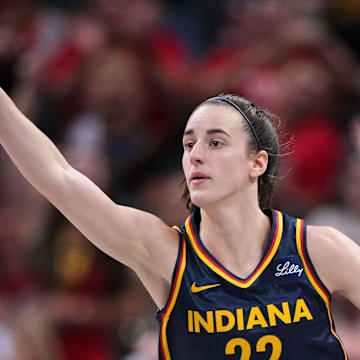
[156,226,187,321]
[295,218,332,304]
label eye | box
[184,141,194,151]
[210,139,223,148]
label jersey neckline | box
[184,209,284,288]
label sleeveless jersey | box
[156,209,348,360]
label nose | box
[189,142,205,165]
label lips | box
[190,172,210,183]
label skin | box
[0,89,359,312]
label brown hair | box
[182,93,282,212]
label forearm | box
[0,88,70,196]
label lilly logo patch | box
[275,261,304,278]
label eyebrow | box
[183,128,231,137]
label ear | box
[249,150,268,179]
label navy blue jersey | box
[156,209,348,360]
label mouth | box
[190,173,210,184]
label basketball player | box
[0,89,359,359]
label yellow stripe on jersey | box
[172,225,181,232]
[160,237,186,360]
[296,218,348,360]
[295,219,330,304]
[185,210,283,288]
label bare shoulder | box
[307,225,360,306]
[307,225,349,258]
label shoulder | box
[306,225,360,297]
[306,225,355,260]
[307,225,345,252]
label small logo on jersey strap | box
[275,261,304,278]
[191,282,221,293]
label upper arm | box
[307,225,360,309]
[45,166,179,282]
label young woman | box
[0,89,359,359]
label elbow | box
[38,164,74,201]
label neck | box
[199,200,271,278]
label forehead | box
[184,103,245,135]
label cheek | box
[219,155,249,184]
[218,152,241,171]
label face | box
[182,103,261,209]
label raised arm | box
[0,88,179,306]
[307,225,360,309]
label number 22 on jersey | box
[225,335,282,360]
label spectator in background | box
[26,0,189,143]
[0,205,45,304]
[67,47,171,199]
[0,206,63,360]
[274,57,345,216]
[38,220,150,360]
[0,311,63,360]
[305,109,360,242]
[93,0,189,97]
[0,0,37,94]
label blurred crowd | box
[0,0,360,359]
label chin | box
[190,193,217,210]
